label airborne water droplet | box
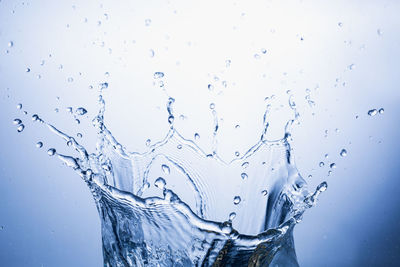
[368,109,377,116]
[177,144,182,149]
[161,164,170,175]
[194,133,200,140]
[330,163,337,169]
[241,173,248,180]
[235,151,240,157]
[13,119,22,125]
[261,190,268,196]
[8,41,14,47]
[145,19,151,26]
[317,181,328,192]
[207,84,214,91]
[154,72,164,79]
[145,139,151,146]
[154,177,166,190]
[229,212,236,221]
[209,103,215,110]
[233,196,241,205]
[319,162,325,167]
[32,114,39,121]
[25,68,31,73]
[348,64,355,70]
[47,148,56,156]
[17,124,25,132]
[378,108,384,114]
[76,107,88,116]
[36,141,43,148]
[16,103,22,110]
[340,149,347,157]
[241,162,249,169]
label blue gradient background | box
[1,0,399,266]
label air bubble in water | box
[261,190,268,196]
[233,196,241,205]
[154,177,166,190]
[378,108,384,114]
[17,124,25,132]
[76,107,87,115]
[368,109,377,116]
[154,72,164,79]
[319,162,325,167]
[13,119,22,125]
[161,164,170,175]
[47,148,56,156]
[36,142,43,148]
[16,103,22,110]
[340,149,347,157]
[241,173,248,180]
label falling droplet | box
[168,115,174,124]
[377,29,383,36]
[235,151,240,157]
[319,162,325,167]
[17,124,25,132]
[47,148,56,156]
[36,142,43,148]
[330,163,337,169]
[8,41,13,47]
[67,77,74,82]
[229,212,236,221]
[378,108,384,114]
[32,114,39,121]
[261,190,268,196]
[368,109,378,116]
[177,144,182,149]
[207,84,214,91]
[348,64,355,70]
[241,173,248,180]
[16,103,22,110]
[324,154,329,159]
[77,133,83,138]
[100,82,108,89]
[340,149,347,157]
[338,22,343,27]
[241,162,249,169]
[154,177,166,190]
[235,124,240,129]
[145,139,151,146]
[317,181,328,192]
[209,103,215,110]
[154,72,164,79]
[233,196,241,205]
[25,68,31,72]
[161,164,170,175]
[13,119,22,125]
[261,48,267,54]
[194,133,200,140]
[76,107,87,115]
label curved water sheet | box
[32,92,326,267]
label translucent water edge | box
[19,84,327,267]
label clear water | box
[18,83,326,266]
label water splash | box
[19,82,328,266]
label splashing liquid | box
[23,83,326,267]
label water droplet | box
[241,173,248,180]
[67,77,74,82]
[378,108,384,114]
[330,163,337,169]
[100,82,108,89]
[154,72,164,79]
[348,64,355,70]
[145,139,151,146]
[161,164,170,175]
[233,196,241,205]
[32,114,39,121]
[16,103,22,110]
[25,68,31,72]
[194,133,200,140]
[324,154,329,159]
[209,103,215,110]
[368,109,378,116]
[17,124,25,132]
[319,162,325,167]
[340,149,347,157]
[145,19,151,26]
[261,48,267,54]
[207,84,214,91]
[13,119,22,125]
[241,162,249,169]
[317,181,328,192]
[36,142,43,148]
[177,144,182,149]
[75,119,80,124]
[76,107,87,115]
[154,177,166,189]
[261,190,268,196]
[168,115,174,124]
[377,29,383,36]
[149,49,155,57]
[225,59,231,67]
[8,41,13,47]
[47,148,56,156]
[338,22,343,27]
[229,212,236,221]
[77,133,83,138]
[235,151,240,157]
[235,124,240,129]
